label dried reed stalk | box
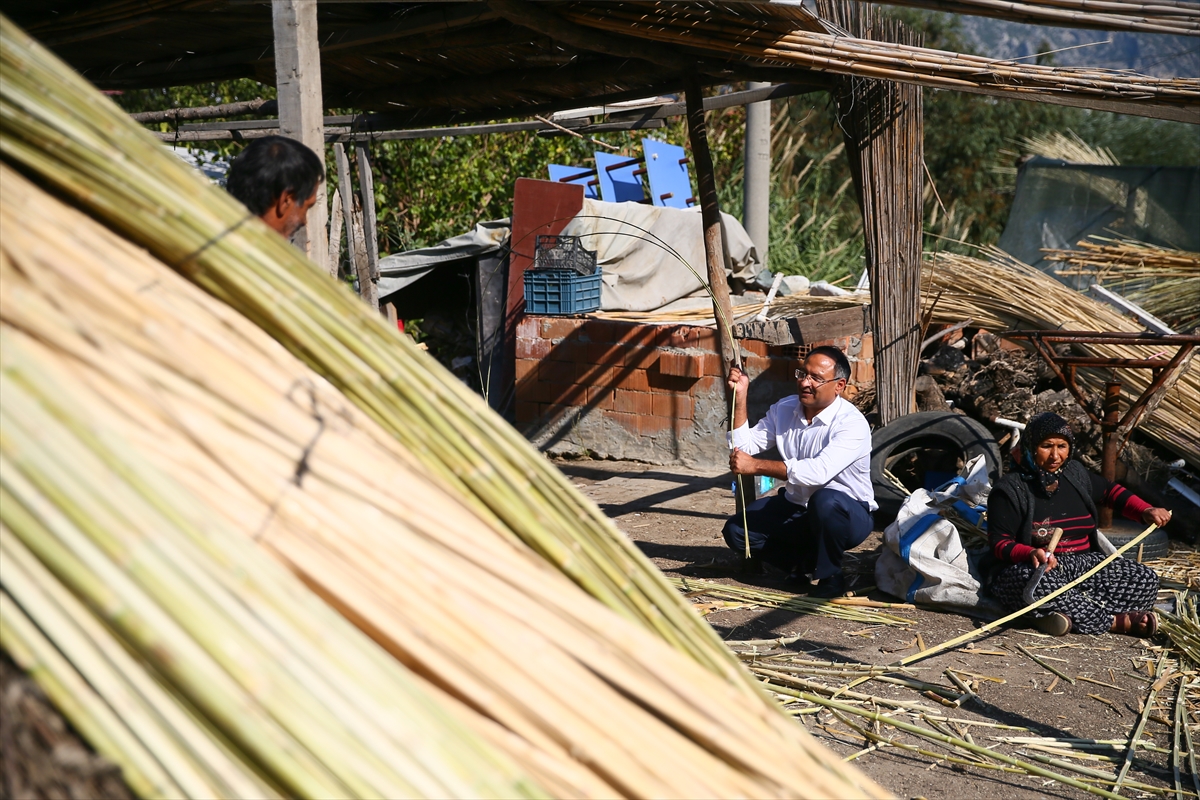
[1044,237,1200,331]
[566,4,1200,109]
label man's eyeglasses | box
[794,369,839,387]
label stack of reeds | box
[1044,237,1200,332]
[0,12,739,685]
[565,3,1200,111]
[921,247,1200,467]
[0,15,885,799]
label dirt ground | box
[557,456,1195,800]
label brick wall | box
[515,315,874,468]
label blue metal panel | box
[594,151,645,203]
[642,138,693,209]
[547,164,599,199]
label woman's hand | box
[1141,507,1173,527]
[1030,548,1058,571]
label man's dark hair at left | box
[226,135,324,216]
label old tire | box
[1102,518,1170,561]
[871,411,1001,528]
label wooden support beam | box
[355,145,381,286]
[273,0,328,272]
[743,81,772,271]
[733,305,872,345]
[334,144,378,308]
[685,77,739,372]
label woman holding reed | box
[987,413,1171,637]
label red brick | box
[652,392,693,420]
[602,409,639,433]
[546,381,586,406]
[587,385,616,410]
[582,320,618,343]
[544,403,576,421]
[515,400,539,424]
[852,358,875,385]
[699,352,725,377]
[587,342,625,367]
[613,323,664,348]
[614,367,650,392]
[648,370,699,394]
[639,415,672,435]
[516,317,539,339]
[575,362,614,387]
[547,341,587,362]
[515,359,538,384]
[742,354,770,377]
[692,375,724,396]
[614,390,654,416]
[671,326,720,351]
[659,351,701,379]
[623,345,659,369]
[515,337,550,360]
[739,339,768,357]
[539,317,585,339]
[539,360,574,384]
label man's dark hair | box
[806,345,851,382]
[225,136,324,216]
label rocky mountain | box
[955,18,1199,78]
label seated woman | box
[988,412,1172,637]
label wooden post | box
[334,143,377,308]
[326,187,343,280]
[685,76,739,371]
[273,0,327,272]
[355,144,381,285]
[1098,380,1122,529]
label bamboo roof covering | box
[2,0,1195,125]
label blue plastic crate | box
[524,268,602,315]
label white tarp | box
[559,199,762,312]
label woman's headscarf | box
[1020,412,1075,496]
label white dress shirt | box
[729,394,877,511]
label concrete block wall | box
[515,316,873,468]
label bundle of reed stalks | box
[921,247,1200,467]
[565,4,1200,111]
[0,17,886,799]
[0,12,742,687]
[1043,237,1200,331]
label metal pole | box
[742,81,771,271]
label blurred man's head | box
[226,136,323,238]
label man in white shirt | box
[724,345,876,598]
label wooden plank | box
[685,77,738,372]
[272,0,327,272]
[732,305,871,346]
[326,187,343,280]
[334,143,377,308]
[355,145,380,282]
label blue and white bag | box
[875,456,1000,611]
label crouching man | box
[723,346,875,598]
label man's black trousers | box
[722,487,872,580]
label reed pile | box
[0,15,886,799]
[0,12,742,686]
[818,0,923,425]
[1044,237,1200,332]
[1155,543,1200,590]
[566,3,1200,111]
[727,643,1179,798]
[921,248,1200,467]
[1017,130,1119,165]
